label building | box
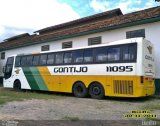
[0,6,160,94]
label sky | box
[0,0,159,42]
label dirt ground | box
[0,94,160,126]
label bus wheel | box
[89,82,104,99]
[13,80,21,90]
[73,82,88,98]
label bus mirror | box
[2,66,5,73]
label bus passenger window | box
[15,56,21,67]
[73,50,83,63]
[108,48,120,61]
[39,54,47,65]
[122,45,136,61]
[95,47,107,62]
[47,53,54,65]
[32,55,40,66]
[26,55,33,66]
[84,49,93,63]
[129,45,136,60]
[122,47,129,60]
[64,52,72,64]
[21,57,27,66]
[55,53,63,64]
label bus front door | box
[4,57,14,80]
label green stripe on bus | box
[29,67,48,91]
[22,67,40,90]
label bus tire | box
[13,80,21,90]
[89,82,104,99]
[72,82,88,98]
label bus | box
[3,37,155,98]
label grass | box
[142,102,160,110]
[63,116,80,121]
[135,96,160,110]
[0,87,57,105]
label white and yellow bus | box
[3,37,155,98]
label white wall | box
[1,21,160,78]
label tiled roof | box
[3,33,30,42]
[0,6,160,51]
[35,8,123,34]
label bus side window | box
[26,55,33,66]
[95,47,107,62]
[73,50,83,63]
[64,52,72,64]
[55,53,63,64]
[21,56,27,66]
[39,54,47,65]
[47,53,54,65]
[107,47,120,62]
[122,44,136,61]
[32,55,40,66]
[84,49,93,63]
[129,45,136,61]
[15,56,21,67]
[122,46,129,61]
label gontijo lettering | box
[54,66,88,73]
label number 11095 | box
[106,66,133,72]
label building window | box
[62,41,72,49]
[41,45,50,51]
[1,52,5,60]
[88,36,101,46]
[126,29,145,39]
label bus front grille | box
[113,80,133,95]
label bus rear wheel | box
[13,80,21,90]
[89,82,104,99]
[73,82,88,98]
